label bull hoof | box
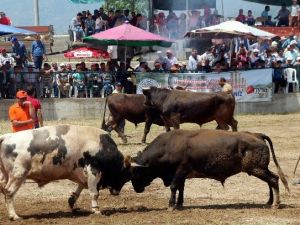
[167,206,176,212]
[68,196,76,209]
[9,215,22,221]
[175,205,183,210]
[272,204,280,209]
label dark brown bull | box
[143,87,238,131]
[130,129,290,210]
[101,94,166,143]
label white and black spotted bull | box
[0,125,131,220]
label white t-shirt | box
[188,55,201,70]
[107,45,118,59]
[290,4,300,17]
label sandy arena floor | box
[0,114,300,225]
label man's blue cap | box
[11,36,18,42]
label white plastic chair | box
[284,68,299,93]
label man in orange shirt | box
[9,90,35,132]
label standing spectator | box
[188,48,201,71]
[246,10,256,26]
[95,14,107,33]
[290,0,300,27]
[51,62,59,97]
[0,48,14,66]
[178,13,187,37]
[31,34,46,70]
[71,13,84,42]
[85,13,95,36]
[39,63,53,98]
[26,85,43,128]
[0,12,11,25]
[165,50,178,70]
[136,13,147,30]
[107,10,116,28]
[8,90,35,133]
[107,45,118,71]
[275,3,290,26]
[273,60,286,93]
[219,77,233,94]
[236,9,246,23]
[72,63,86,98]
[1,61,12,98]
[261,5,270,25]
[99,7,109,21]
[284,40,298,64]
[166,11,178,38]
[11,36,27,67]
[12,65,24,92]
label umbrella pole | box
[125,46,127,66]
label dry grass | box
[0,114,300,224]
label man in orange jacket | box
[8,90,35,132]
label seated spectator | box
[0,48,14,66]
[0,12,11,25]
[275,3,290,27]
[165,50,178,70]
[246,10,255,26]
[1,61,13,98]
[72,63,86,98]
[179,62,188,73]
[202,60,212,73]
[155,51,170,68]
[212,62,223,73]
[261,5,270,25]
[23,64,39,95]
[237,46,249,69]
[284,40,298,64]
[57,63,71,98]
[236,9,246,23]
[275,49,286,64]
[85,13,95,36]
[188,48,201,71]
[289,0,300,27]
[265,16,275,26]
[207,46,218,67]
[262,49,274,68]
[152,62,164,73]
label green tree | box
[104,0,149,15]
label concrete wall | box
[1,94,300,121]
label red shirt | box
[27,95,41,125]
[0,16,11,25]
[236,15,246,23]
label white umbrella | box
[186,21,276,39]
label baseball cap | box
[16,90,28,99]
[115,82,122,86]
[60,63,66,67]
[11,36,18,43]
[290,40,297,45]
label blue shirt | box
[12,41,27,57]
[32,40,45,57]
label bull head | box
[123,155,146,168]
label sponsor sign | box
[136,69,273,102]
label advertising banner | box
[136,69,273,102]
[152,0,216,10]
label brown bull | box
[101,94,166,143]
[130,129,290,210]
[143,87,238,131]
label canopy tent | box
[185,21,276,39]
[243,0,299,6]
[152,0,216,10]
[64,47,109,59]
[0,24,37,36]
[83,22,173,47]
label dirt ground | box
[1,114,300,225]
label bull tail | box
[261,134,290,193]
[101,97,108,130]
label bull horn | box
[131,162,146,167]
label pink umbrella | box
[63,47,110,59]
[83,22,173,47]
